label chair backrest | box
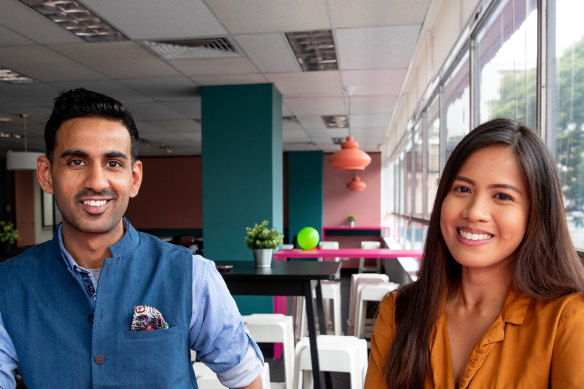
[281,244,294,250]
[361,240,381,249]
[319,241,339,249]
[347,273,389,335]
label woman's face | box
[440,145,530,272]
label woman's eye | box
[494,193,512,201]
[454,186,470,193]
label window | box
[550,0,584,249]
[443,52,470,161]
[477,0,537,128]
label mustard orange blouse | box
[365,289,584,388]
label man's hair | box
[45,88,140,161]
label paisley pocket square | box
[131,305,169,331]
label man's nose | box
[85,164,109,192]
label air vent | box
[286,30,338,71]
[332,137,345,145]
[142,37,240,60]
[322,115,348,128]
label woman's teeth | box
[458,229,492,241]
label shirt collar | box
[500,287,532,325]
[58,218,131,272]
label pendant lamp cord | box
[21,113,29,152]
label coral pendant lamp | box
[347,174,366,191]
[329,87,371,171]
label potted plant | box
[245,220,284,268]
[347,215,356,228]
[0,221,19,257]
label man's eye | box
[69,159,84,166]
[107,161,122,168]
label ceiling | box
[0,0,432,157]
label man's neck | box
[61,222,125,269]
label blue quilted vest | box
[0,223,198,388]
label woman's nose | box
[462,195,490,222]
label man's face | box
[37,117,142,236]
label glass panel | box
[405,136,413,216]
[443,52,470,160]
[426,97,440,217]
[413,124,423,219]
[477,0,537,128]
[551,0,584,249]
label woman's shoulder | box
[534,292,584,322]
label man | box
[0,88,263,388]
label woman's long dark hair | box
[384,118,584,388]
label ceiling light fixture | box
[7,114,44,170]
[19,0,127,42]
[0,66,36,84]
[286,30,338,71]
[346,174,366,191]
[329,87,371,170]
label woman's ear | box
[36,156,54,194]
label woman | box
[365,118,584,388]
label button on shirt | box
[365,289,584,388]
[0,224,263,388]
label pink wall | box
[125,156,202,229]
[323,153,381,227]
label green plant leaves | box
[244,220,284,249]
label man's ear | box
[37,156,54,194]
[130,160,143,198]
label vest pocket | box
[123,325,178,340]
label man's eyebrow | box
[60,150,129,160]
[454,175,523,194]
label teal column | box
[288,151,323,247]
[202,83,282,314]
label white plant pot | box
[253,248,273,268]
[349,221,355,228]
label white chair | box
[359,240,381,273]
[243,314,295,389]
[347,273,389,336]
[354,282,399,339]
[294,241,341,338]
[296,282,342,340]
[281,244,294,250]
[293,335,368,389]
[194,361,271,389]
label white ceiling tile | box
[342,70,407,96]
[350,114,391,128]
[331,0,430,28]
[297,115,329,129]
[0,83,60,106]
[0,46,105,82]
[306,128,348,139]
[0,25,33,46]
[49,80,152,103]
[206,0,330,34]
[283,129,311,141]
[50,42,180,79]
[336,26,421,69]
[191,74,267,86]
[350,96,398,114]
[161,99,202,120]
[349,127,388,138]
[82,0,227,39]
[145,120,200,134]
[282,120,303,130]
[0,0,82,44]
[171,57,259,75]
[119,77,198,101]
[284,97,345,115]
[235,33,300,73]
[266,71,343,97]
[124,102,185,121]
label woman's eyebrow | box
[454,175,523,194]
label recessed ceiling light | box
[142,38,239,60]
[286,30,338,71]
[0,66,36,84]
[19,0,127,42]
[322,115,348,128]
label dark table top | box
[214,260,341,296]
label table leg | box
[304,280,323,389]
[314,281,333,389]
